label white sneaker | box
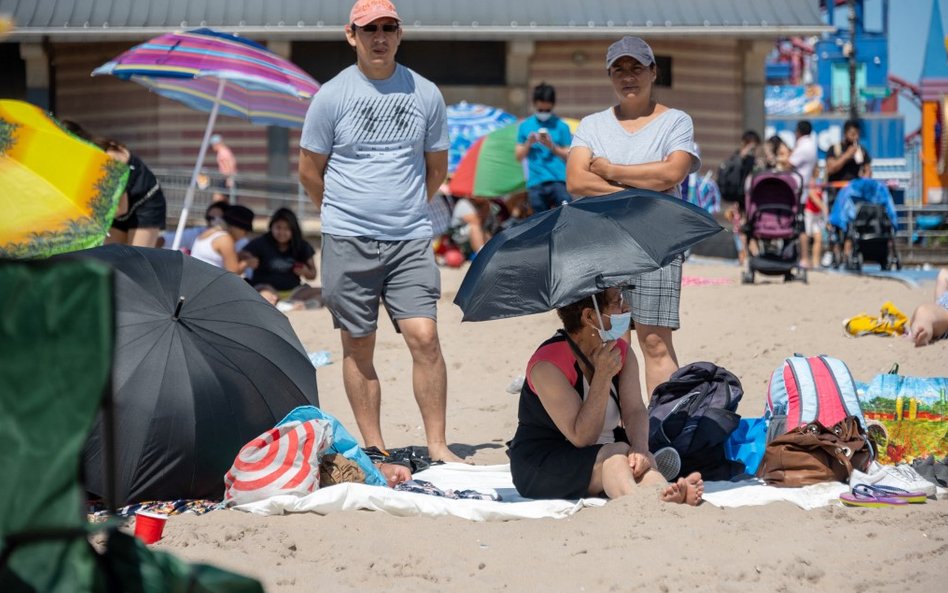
[653,447,682,481]
[850,461,937,498]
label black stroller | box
[741,170,807,284]
[829,179,901,271]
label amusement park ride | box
[765,0,948,207]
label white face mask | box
[535,111,552,122]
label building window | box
[0,44,27,100]
[655,55,673,88]
[291,41,506,86]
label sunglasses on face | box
[353,23,400,33]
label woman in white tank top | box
[190,204,255,274]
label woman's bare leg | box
[588,443,635,498]
[128,227,160,248]
[105,228,127,244]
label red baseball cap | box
[350,0,401,27]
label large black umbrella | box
[455,189,723,321]
[70,245,318,505]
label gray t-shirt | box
[571,107,700,198]
[300,64,449,240]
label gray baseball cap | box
[606,36,655,70]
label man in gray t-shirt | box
[299,0,462,464]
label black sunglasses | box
[353,23,400,33]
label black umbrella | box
[70,245,318,505]
[454,189,723,321]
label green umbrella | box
[449,119,580,198]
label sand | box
[156,262,948,593]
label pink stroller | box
[741,170,807,284]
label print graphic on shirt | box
[344,94,421,157]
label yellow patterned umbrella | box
[0,100,128,258]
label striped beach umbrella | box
[92,28,319,249]
[450,118,579,198]
[447,102,517,173]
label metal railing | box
[153,168,321,232]
[895,204,948,265]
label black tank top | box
[125,153,162,206]
[510,332,626,445]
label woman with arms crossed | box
[566,36,700,396]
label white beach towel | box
[701,478,849,510]
[233,463,607,521]
[233,463,905,519]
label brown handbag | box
[757,415,872,487]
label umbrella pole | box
[171,77,226,251]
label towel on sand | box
[231,463,879,521]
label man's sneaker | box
[653,447,682,481]
[850,461,936,498]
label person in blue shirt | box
[516,83,573,213]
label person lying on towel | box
[507,287,703,505]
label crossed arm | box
[566,146,694,197]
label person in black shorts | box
[62,120,166,247]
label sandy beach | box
[156,261,948,593]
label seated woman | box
[910,268,948,347]
[450,197,498,255]
[241,208,322,308]
[508,288,703,504]
[190,204,255,275]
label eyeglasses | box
[353,23,400,33]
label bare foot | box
[660,481,684,503]
[682,472,704,506]
[428,445,471,465]
[659,473,703,506]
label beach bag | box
[757,415,872,487]
[223,419,333,505]
[717,152,745,202]
[857,374,948,465]
[723,417,769,475]
[648,362,745,480]
[765,355,865,443]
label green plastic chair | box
[0,258,264,593]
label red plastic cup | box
[134,511,167,544]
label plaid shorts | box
[624,255,683,329]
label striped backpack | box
[765,355,866,442]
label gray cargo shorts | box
[321,234,441,338]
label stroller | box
[828,178,901,271]
[741,170,807,284]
